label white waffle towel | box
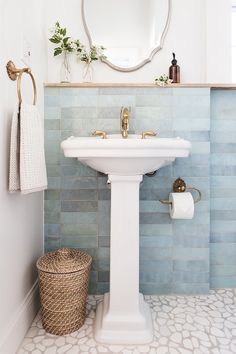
[9,103,47,194]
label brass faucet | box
[120,107,130,138]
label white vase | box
[82,62,93,83]
[60,52,71,83]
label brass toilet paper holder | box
[159,177,202,205]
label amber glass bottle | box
[169,53,180,83]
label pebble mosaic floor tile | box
[18,289,236,354]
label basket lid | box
[36,248,92,274]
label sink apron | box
[94,175,153,344]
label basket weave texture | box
[37,248,92,335]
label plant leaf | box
[49,38,61,44]
[63,37,70,44]
[54,48,62,56]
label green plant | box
[76,45,107,64]
[73,39,83,55]
[49,22,106,65]
[49,22,75,56]
[155,74,173,86]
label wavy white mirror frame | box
[81,0,171,72]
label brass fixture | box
[92,130,107,139]
[185,186,202,204]
[173,177,186,192]
[6,60,37,105]
[159,177,202,205]
[120,107,130,139]
[142,131,157,139]
[159,199,173,205]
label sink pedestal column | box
[94,175,153,344]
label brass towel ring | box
[6,60,37,105]
[17,69,37,105]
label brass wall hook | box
[6,60,37,105]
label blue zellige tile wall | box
[210,90,236,289]
[44,86,212,294]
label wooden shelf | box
[44,83,236,89]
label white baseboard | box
[0,280,40,354]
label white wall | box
[0,1,46,353]
[45,0,232,83]
[206,0,232,83]
[232,1,236,82]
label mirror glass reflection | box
[82,0,170,71]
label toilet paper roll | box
[169,192,194,219]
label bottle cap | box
[171,53,177,65]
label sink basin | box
[61,132,191,344]
[61,134,191,175]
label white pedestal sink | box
[61,134,191,344]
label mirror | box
[82,0,171,72]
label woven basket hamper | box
[36,247,92,335]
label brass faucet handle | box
[142,131,157,139]
[92,130,107,139]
